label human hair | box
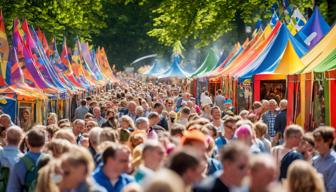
[284,124,304,139]
[36,160,61,192]
[135,117,148,127]
[46,124,60,139]
[80,99,87,106]
[302,132,315,147]
[143,169,185,192]
[61,146,95,178]
[73,119,85,126]
[99,128,119,143]
[220,141,249,162]
[181,107,191,115]
[148,112,160,119]
[47,113,58,125]
[142,140,163,158]
[6,126,24,146]
[254,122,268,137]
[46,139,72,158]
[89,127,102,146]
[153,102,163,109]
[253,101,262,109]
[210,106,220,114]
[167,147,202,176]
[53,129,76,144]
[279,99,287,110]
[26,128,46,148]
[223,116,236,127]
[170,124,185,137]
[287,160,324,192]
[120,115,136,130]
[102,143,130,164]
[313,126,335,148]
[250,154,275,172]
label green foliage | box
[0,0,106,45]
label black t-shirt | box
[193,176,230,192]
[279,150,304,180]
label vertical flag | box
[270,12,280,27]
[0,10,9,81]
[6,48,25,85]
[291,8,306,31]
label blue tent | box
[158,54,189,79]
[239,24,308,81]
[144,60,164,76]
[295,7,330,50]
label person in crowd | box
[200,104,212,121]
[271,124,303,170]
[252,101,263,120]
[101,109,118,129]
[0,127,24,191]
[119,115,136,132]
[37,146,106,192]
[248,154,277,192]
[125,101,137,121]
[45,139,72,158]
[255,122,272,153]
[143,168,185,192]
[287,160,325,192]
[135,106,145,119]
[261,99,269,115]
[201,91,212,107]
[92,143,134,191]
[181,130,221,176]
[152,102,169,130]
[164,98,175,113]
[194,141,250,192]
[47,113,58,126]
[274,99,287,144]
[168,147,205,190]
[312,126,336,192]
[54,129,76,144]
[134,140,165,183]
[74,99,90,120]
[20,109,33,131]
[215,116,236,150]
[99,128,119,144]
[239,110,249,120]
[88,127,102,159]
[72,119,85,144]
[92,107,106,127]
[262,99,279,140]
[177,107,191,126]
[7,128,46,192]
[210,106,224,134]
[214,90,225,112]
[279,132,315,181]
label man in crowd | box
[214,90,225,112]
[134,140,165,183]
[72,119,85,144]
[74,99,89,120]
[0,127,24,190]
[7,128,46,192]
[92,143,134,191]
[152,102,168,130]
[93,107,106,127]
[262,99,279,140]
[274,99,287,143]
[312,126,336,192]
[215,116,236,150]
[194,142,250,192]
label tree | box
[91,0,170,70]
[0,0,106,45]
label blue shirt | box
[262,110,279,137]
[6,151,42,192]
[312,150,336,192]
[92,165,134,192]
[215,136,227,150]
[0,146,23,170]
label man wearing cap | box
[182,130,222,176]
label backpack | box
[0,165,9,192]
[0,150,9,192]
[21,154,44,192]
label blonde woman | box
[37,146,103,192]
[286,160,325,192]
[47,113,58,126]
[45,139,72,158]
[120,115,136,131]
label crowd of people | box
[0,75,335,192]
